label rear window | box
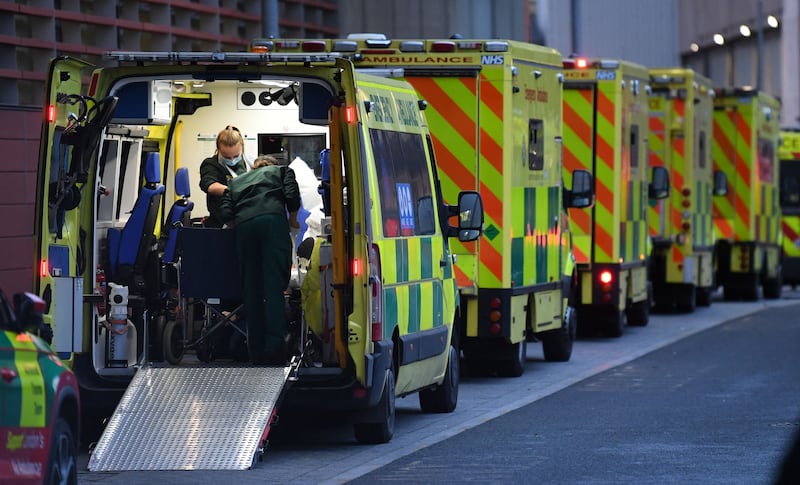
[370,129,435,237]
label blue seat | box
[107,152,166,289]
[162,167,194,263]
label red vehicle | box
[0,289,80,484]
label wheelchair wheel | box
[163,319,185,365]
[196,333,216,363]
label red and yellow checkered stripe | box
[712,94,780,245]
[563,85,619,263]
[563,77,646,265]
[648,96,667,239]
[407,73,506,288]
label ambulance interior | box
[86,76,339,376]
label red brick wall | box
[0,106,42,296]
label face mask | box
[220,155,242,167]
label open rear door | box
[35,56,95,357]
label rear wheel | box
[542,306,575,362]
[605,309,625,338]
[46,417,77,485]
[497,340,526,377]
[625,298,650,327]
[763,268,783,299]
[419,345,459,413]
[676,285,697,313]
[354,369,396,444]
[696,286,713,307]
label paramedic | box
[199,125,250,228]
[220,155,301,365]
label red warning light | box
[576,58,589,69]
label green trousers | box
[235,213,291,360]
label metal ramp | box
[88,364,293,471]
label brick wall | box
[0,105,41,296]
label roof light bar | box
[431,41,456,52]
[333,40,357,52]
[399,41,425,52]
[105,51,340,64]
[484,41,509,52]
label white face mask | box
[220,154,242,167]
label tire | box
[354,369,395,444]
[763,267,783,299]
[163,319,185,365]
[741,276,760,301]
[696,286,713,307]
[150,314,166,361]
[497,340,526,377]
[605,309,625,338]
[419,344,459,413]
[196,334,216,363]
[675,285,697,313]
[45,416,78,485]
[625,298,650,327]
[542,305,575,362]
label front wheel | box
[419,344,459,413]
[46,417,77,485]
[354,369,396,444]
[163,319,185,365]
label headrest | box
[145,152,161,184]
[175,167,191,198]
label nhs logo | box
[481,55,504,65]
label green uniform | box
[221,165,301,363]
[199,155,247,228]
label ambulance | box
[712,88,782,300]
[257,36,595,376]
[778,128,800,287]
[561,57,668,337]
[648,68,728,311]
[33,50,483,469]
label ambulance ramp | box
[88,364,292,471]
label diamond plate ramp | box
[88,365,291,471]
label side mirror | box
[649,166,670,200]
[451,191,483,242]
[713,170,729,196]
[12,292,46,334]
[565,169,594,209]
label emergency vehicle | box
[712,88,782,300]
[561,57,667,336]
[257,36,595,376]
[648,68,727,311]
[33,50,483,470]
[0,289,80,484]
[778,128,800,287]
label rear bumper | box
[284,340,392,411]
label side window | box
[529,119,544,170]
[371,129,435,237]
[780,160,800,212]
[630,124,639,167]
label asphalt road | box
[351,302,800,485]
[77,292,800,484]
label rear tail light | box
[488,297,502,335]
[599,270,613,285]
[369,244,383,342]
